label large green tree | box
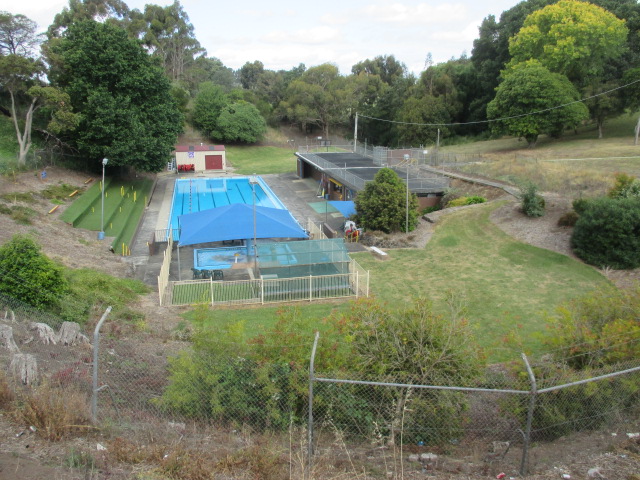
[279,63,352,138]
[191,81,227,138]
[213,101,266,143]
[487,61,588,146]
[50,20,182,172]
[508,0,628,85]
[354,167,418,233]
[0,235,68,310]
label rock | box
[408,454,419,462]
[29,322,58,345]
[420,452,438,463]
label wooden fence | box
[157,233,173,306]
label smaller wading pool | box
[194,243,298,271]
[194,246,249,270]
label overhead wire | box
[358,78,640,127]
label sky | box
[4,0,523,75]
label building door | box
[205,154,223,170]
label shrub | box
[0,235,69,310]
[448,196,487,207]
[572,197,590,215]
[557,211,579,227]
[608,173,640,199]
[354,168,419,233]
[571,197,640,269]
[518,182,545,217]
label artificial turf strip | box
[308,202,339,214]
[60,178,112,226]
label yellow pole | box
[119,206,122,212]
[121,186,124,197]
[110,222,112,230]
[92,207,94,213]
[134,191,137,202]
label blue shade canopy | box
[178,203,308,246]
[328,201,356,218]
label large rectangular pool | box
[168,177,286,239]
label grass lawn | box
[226,146,298,174]
[182,302,350,341]
[350,202,609,362]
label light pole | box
[98,158,108,240]
[249,174,258,276]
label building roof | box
[175,145,225,152]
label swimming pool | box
[168,177,286,239]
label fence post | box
[307,331,320,480]
[520,353,537,476]
[92,306,112,424]
[210,276,214,306]
[309,275,313,302]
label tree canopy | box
[50,20,182,172]
[487,61,588,146]
[354,167,418,233]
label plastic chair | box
[213,270,224,280]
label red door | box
[205,154,222,170]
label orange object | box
[68,190,79,197]
[48,205,60,214]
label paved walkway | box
[125,171,365,286]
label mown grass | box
[226,145,298,174]
[351,202,609,361]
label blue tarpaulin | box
[328,201,356,218]
[178,203,308,246]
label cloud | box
[430,19,482,43]
[363,2,468,25]
[261,26,342,45]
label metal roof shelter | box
[295,151,449,195]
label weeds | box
[17,383,91,441]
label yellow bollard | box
[92,207,94,213]
[106,192,108,198]
[133,191,136,202]
[119,206,122,212]
[99,181,102,192]
[110,222,113,230]
[144,196,147,205]
[121,186,124,197]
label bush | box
[572,197,590,215]
[0,235,69,310]
[557,211,579,227]
[571,197,640,269]
[608,173,640,199]
[518,182,545,217]
[354,168,419,233]
[447,196,486,207]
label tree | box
[354,167,418,233]
[0,53,77,165]
[571,197,640,269]
[213,101,266,143]
[487,61,588,146]
[397,94,450,146]
[0,11,42,56]
[351,54,406,85]
[0,235,68,310]
[47,0,131,38]
[139,1,204,83]
[191,81,227,138]
[508,0,628,85]
[50,20,182,172]
[279,63,352,138]
[238,60,264,90]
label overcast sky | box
[5,0,522,75]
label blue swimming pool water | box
[168,177,285,236]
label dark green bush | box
[571,197,640,269]
[572,197,590,215]
[518,182,545,217]
[557,211,579,227]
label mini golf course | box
[60,177,153,254]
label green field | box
[226,145,298,174]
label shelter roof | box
[178,203,308,246]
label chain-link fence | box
[1,297,638,477]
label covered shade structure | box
[178,203,308,246]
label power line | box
[359,78,640,127]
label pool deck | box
[126,171,364,286]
